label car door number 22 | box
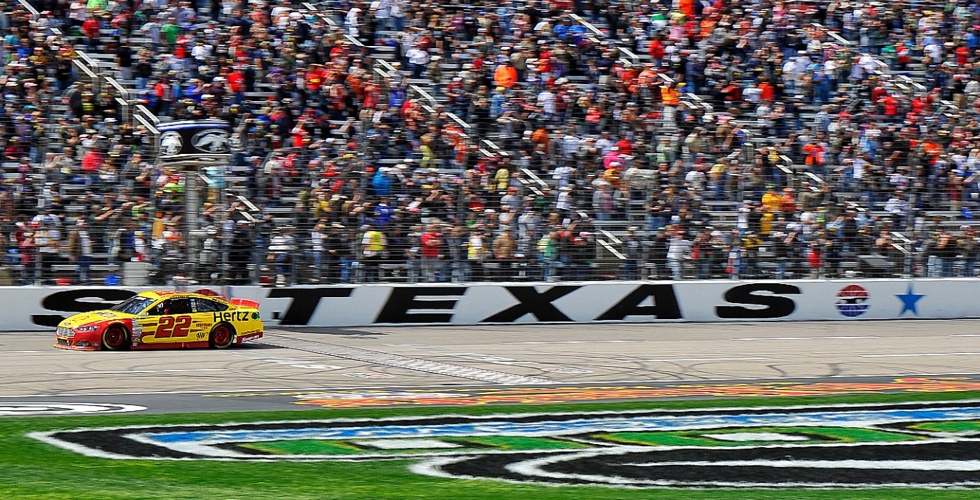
[155,315,192,338]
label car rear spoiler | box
[193,288,259,310]
[229,298,261,309]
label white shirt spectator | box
[407,47,429,66]
[684,169,706,190]
[69,1,87,22]
[884,195,909,215]
[737,203,751,231]
[390,0,406,18]
[191,43,212,62]
[311,229,325,252]
[371,0,391,20]
[595,137,614,155]
[537,89,556,115]
[560,135,580,158]
[346,7,362,37]
[552,165,573,188]
[556,189,572,211]
[269,233,297,253]
[667,236,691,261]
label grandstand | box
[2,0,979,286]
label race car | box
[55,290,264,351]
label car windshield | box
[109,296,156,315]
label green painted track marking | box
[447,436,591,451]
[241,440,364,455]
[906,419,980,433]
[238,436,592,456]
[594,426,926,447]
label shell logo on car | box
[54,290,263,351]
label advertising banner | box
[4,279,978,332]
[157,120,232,160]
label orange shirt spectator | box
[494,63,518,88]
[679,0,695,18]
[661,84,679,105]
[759,81,775,101]
[780,189,798,213]
[802,141,825,166]
[638,65,658,87]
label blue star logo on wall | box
[896,282,925,317]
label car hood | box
[59,310,131,329]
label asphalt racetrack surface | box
[2,320,980,415]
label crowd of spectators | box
[2,0,980,286]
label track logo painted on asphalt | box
[0,402,145,417]
[29,401,980,487]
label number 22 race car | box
[55,290,264,351]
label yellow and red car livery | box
[55,290,264,351]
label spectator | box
[65,219,94,284]
[360,224,387,283]
[7,0,980,288]
[268,226,297,286]
[420,223,443,283]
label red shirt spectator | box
[648,38,664,61]
[420,229,442,259]
[81,150,104,173]
[615,138,633,156]
[957,45,970,65]
[882,95,899,117]
[305,65,326,92]
[227,69,244,93]
[82,19,100,39]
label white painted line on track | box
[7,371,980,399]
[640,357,772,362]
[2,384,483,398]
[262,335,556,385]
[732,336,880,341]
[231,353,343,371]
[860,352,980,358]
[502,340,637,345]
[951,334,980,337]
[49,369,225,375]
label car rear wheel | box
[102,326,129,351]
[209,324,235,349]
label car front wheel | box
[102,326,129,351]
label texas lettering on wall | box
[267,283,799,325]
[24,279,941,329]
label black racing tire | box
[209,323,236,349]
[102,325,130,351]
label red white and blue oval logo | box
[836,284,870,317]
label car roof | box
[135,290,228,302]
